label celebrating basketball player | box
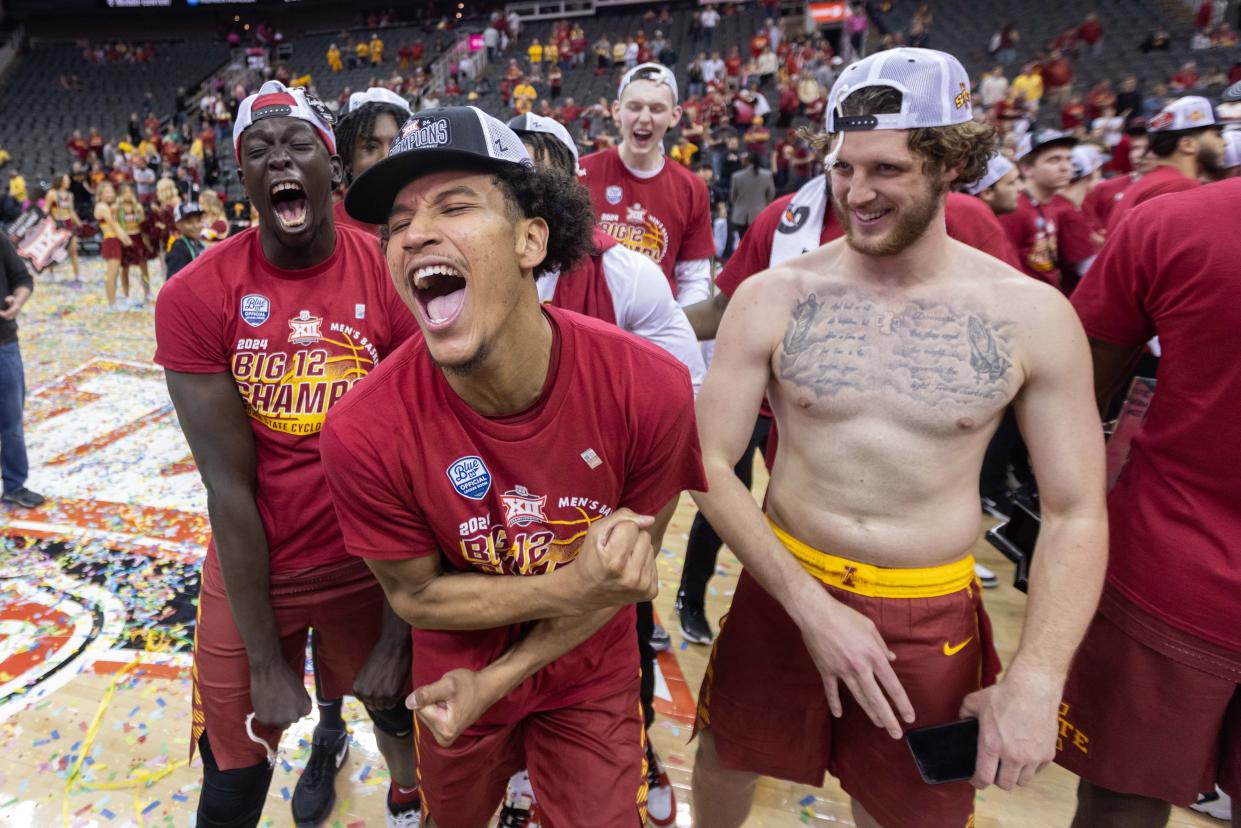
[689,49,1108,828]
[319,106,707,828]
[154,81,421,828]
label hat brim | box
[345,149,517,225]
[1020,136,1078,161]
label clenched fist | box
[568,508,658,612]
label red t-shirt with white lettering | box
[580,147,715,296]
[1106,165,1199,232]
[154,226,420,572]
[1071,180,1241,650]
[320,306,707,723]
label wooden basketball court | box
[0,265,1218,826]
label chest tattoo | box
[778,287,1015,406]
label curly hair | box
[804,86,997,188]
[334,102,410,182]
[378,162,596,279]
[516,131,578,179]
[490,162,596,279]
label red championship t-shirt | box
[1082,173,1136,233]
[320,307,707,723]
[999,191,1066,290]
[1071,180,1241,651]
[154,226,420,572]
[1106,165,1199,232]
[580,147,715,296]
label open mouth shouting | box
[409,261,468,330]
[270,179,309,231]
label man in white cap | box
[1107,96,1226,231]
[154,81,423,827]
[688,47,1107,828]
[320,106,707,828]
[965,152,1021,217]
[997,126,1097,294]
[331,86,412,236]
[506,109,704,826]
[580,63,715,307]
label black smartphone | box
[905,717,979,785]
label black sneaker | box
[678,601,714,645]
[1,488,45,508]
[649,622,672,653]
[292,727,349,827]
[497,793,535,828]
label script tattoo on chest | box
[779,287,1015,406]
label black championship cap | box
[345,105,533,225]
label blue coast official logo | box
[447,456,491,500]
[240,294,271,327]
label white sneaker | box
[645,743,676,826]
[385,801,423,828]
[974,562,999,589]
[1191,786,1232,820]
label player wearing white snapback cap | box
[155,80,423,828]
[1107,96,1225,231]
[580,63,715,307]
[330,87,412,237]
[688,47,1107,828]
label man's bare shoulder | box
[731,238,852,310]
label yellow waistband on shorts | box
[768,518,976,598]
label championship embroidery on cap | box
[1149,111,1175,131]
[954,82,971,111]
[778,205,810,234]
[447,455,491,500]
[580,448,602,469]
[240,294,271,327]
[394,117,451,153]
[606,185,623,205]
[287,310,323,346]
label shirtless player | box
[689,48,1108,828]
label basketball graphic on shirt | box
[230,317,381,436]
[599,203,670,265]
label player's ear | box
[515,216,549,276]
[236,168,245,188]
[610,99,622,125]
[328,155,345,191]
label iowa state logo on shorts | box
[240,294,271,327]
[447,455,491,500]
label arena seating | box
[0,39,228,180]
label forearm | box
[476,606,619,701]
[691,458,827,627]
[683,292,728,340]
[375,598,412,650]
[207,487,282,665]
[1009,511,1108,686]
[377,565,585,631]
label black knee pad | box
[366,702,414,739]
[196,732,274,828]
